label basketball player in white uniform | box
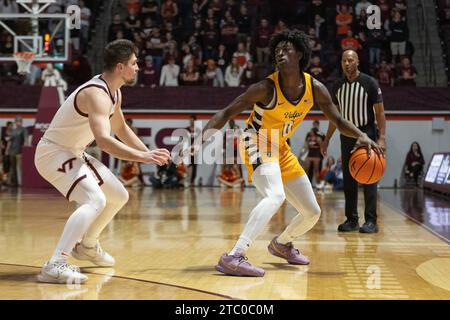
[35,40,171,284]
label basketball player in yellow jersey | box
[196,30,382,277]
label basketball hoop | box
[13,52,36,75]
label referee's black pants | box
[340,124,378,224]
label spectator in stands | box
[312,14,326,41]
[355,0,372,16]
[108,14,127,42]
[377,0,391,23]
[354,6,369,34]
[336,4,353,46]
[309,0,326,26]
[164,32,178,55]
[202,18,220,54]
[7,116,28,187]
[236,3,252,42]
[140,17,154,41]
[163,39,179,64]
[125,8,142,35]
[254,18,272,66]
[180,43,193,69]
[223,0,239,18]
[396,56,417,86]
[341,30,362,52]
[181,59,200,86]
[367,28,385,67]
[161,0,179,25]
[393,0,408,17]
[308,56,328,84]
[389,10,409,63]
[376,60,395,87]
[221,11,239,53]
[140,55,159,88]
[203,59,224,87]
[233,42,252,69]
[0,0,19,14]
[210,0,223,19]
[146,26,165,71]
[308,27,322,58]
[159,55,180,86]
[141,0,159,23]
[404,142,425,186]
[126,0,141,14]
[216,43,230,72]
[240,60,256,87]
[225,56,243,87]
[188,35,203,66]
[337,0,353,14]
[1,121,13,186]
[274,19,287,34]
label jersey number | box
[282,121,294,137]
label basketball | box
[349,147,386,184]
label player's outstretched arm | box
[81,88,170,165]
[201,80,273,142]
[313,80,383,156]
[110,90,149,152]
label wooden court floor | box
[0,187,449,300]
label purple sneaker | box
[215,253,265,277]
[268,237,310,265]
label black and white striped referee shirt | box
[331,72,383,128]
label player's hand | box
[377,137,386,154]
[320,139,329,157]
[141,148,171,165]
[178,144,201,164]
[352,134,383,157]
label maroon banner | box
[23,87,60,188]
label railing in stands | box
[88,0,116,75]
[416,0,437,86]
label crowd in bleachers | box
[107,0,419,88]
[0,0,433,87]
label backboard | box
[0,0,72,62]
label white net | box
[13,52,36,75]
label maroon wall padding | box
[0,85,42,109]
[22,87,60,188]
[2,85,450,113]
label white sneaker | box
[71,241,115,267]
[37,261,88,284]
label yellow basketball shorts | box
[239,134,305,184]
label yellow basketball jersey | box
[245,71,315,146]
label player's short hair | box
[103,39,138,72]
[269,29,311,71]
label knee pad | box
[267,192,286,210]
[89,193,107,213]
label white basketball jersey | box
[43,75,119,151]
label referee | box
[321,50,386,233]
